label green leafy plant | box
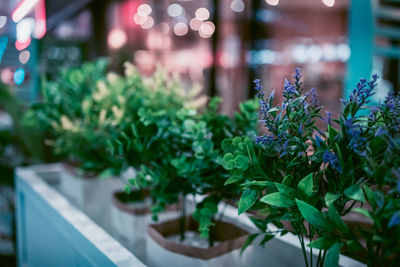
[221,70,400,266]
[113,71,258,244]
[27,59,149,176]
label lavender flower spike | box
[323,150,342,173]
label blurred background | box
[0,0,399,265]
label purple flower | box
[280,140,290,157]
[255,132,288,147]
[315,135,325,147]
[306,87,318,107]
[323,150,342,173]
[298,123,303,136]
[253,79,264,98]
[293,68,302,91]
[283,79,298,100]
[384,92,400,132]
[255,135,274,145]
[345,75,379,108]
[388,211,400,228]
[345,119,367,154]
[324,111,332,126]
[254,79,269,120]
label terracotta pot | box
[146,216,250,267]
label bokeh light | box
[322,0,335,7]
[141,16,154,29]
[13,68,25,85]
[0,16,7,29]
[19,50,30,64]
[199,21,215,38]
[15,37,31,51]
[189,18,202,31]
[174,22,188,36]
[167,4,184,17]
[230,0,245,13]
[0,68,13,84]
[107,28,127,50]
[195,8,210,21]
[134,13,147,25]
[265,0,279,6]
[137,3,152,16]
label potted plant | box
[311,88,400,266]
[134,96,259,266]
[221,70,399,266]
[108,65,196,262]
[26,59,138,228]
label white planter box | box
[15,164,365,267]
[15,163,144,267]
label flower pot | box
[59,163,123,231]
[146,216,250,267]
[110,190,182,264]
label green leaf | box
[98,168,114,180]
[282,175,294,186]
[238,188,258,215]
[328,204,350,234]
[347,240,363,252]
[221,139,232,151]
[241,180,275,189]
[225,160,235,170]
[297,173,314,198]
[249,217,267,232]
[344,184,366,202]
[275,183,296,197]
[259,234,274,247]
[234,155,249,170]
[363,185,376,210]
[232,136,242,147]
[328,125,338,145]
[124,184,131,194]
[223,153,234,163]
[324,242,341,267]
[241,234,258,254]
[353,208,373,221]
[260,192,295,208]
[325,193,340,206]
[281,211,301,221]
[307,236,336,250]
[224,175,243,185]
[296,199,331,231]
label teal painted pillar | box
[345,0,374,98]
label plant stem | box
[208,222,215,247]
[308,224,313,267]
[316,249,322,267]
[179,194,186,242]
[321,249,327,266]
[295,222,309,267]
[299,234,309,267]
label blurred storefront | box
[0,0,399,115]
